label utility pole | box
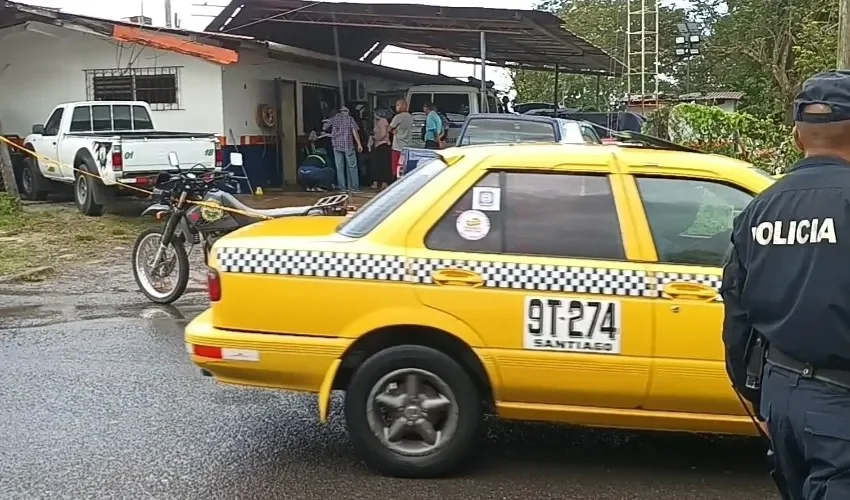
[838,0,850,68]
[0,119,20,199]
[165,0,173,28]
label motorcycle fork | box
[152,191,187,268]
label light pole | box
[674,22,701,94]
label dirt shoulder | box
[0,199,156,282]
[0,189,373,283]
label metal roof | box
[679,91,745,101]
[206,0,623,75]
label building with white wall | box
[0,1,461,187]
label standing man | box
[323,105,363,192]
[721,71,850,500]
[423,102,443,149]
[389,99,413,179]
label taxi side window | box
[426,171,626,260]
[426,172,503,254]
[636,176,754,267]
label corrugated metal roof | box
[205,0,623,75]
[679,91,745,101]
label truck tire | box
[19,157,50,201]
[74,169,104,217]
[344,345,483,478]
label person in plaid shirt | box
[323,106,363,191]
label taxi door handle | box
[663,282,718,301]
[432,269,484,288]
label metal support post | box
[480,31,488,112]
[553,64,560,110]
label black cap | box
[794,71,850,123]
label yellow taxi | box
[185,142,775,478]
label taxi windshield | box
[337,158,448,238]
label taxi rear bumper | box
[185,309,352,393]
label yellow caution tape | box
[0,135,273,220]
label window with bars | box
[84,67,181,110]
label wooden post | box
[839,0,850,69]
[0,119,20,199]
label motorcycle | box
[131,151,350,304]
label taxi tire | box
[344,345,482,478]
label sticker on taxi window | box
[456,209,491,240]
[472,186,501,211]
[523,297,621,354]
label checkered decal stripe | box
[655,271,723,301]
[216,248,723,300]
[409,258,653,297]
[216,248,407,281]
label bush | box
[643,104,802,174]
[0,191,21,217]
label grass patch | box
[0,199,157,279]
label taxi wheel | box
[344,345,482,478]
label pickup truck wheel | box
[75,171,103,216]
[344,345,482,478]
[20,157,49,201]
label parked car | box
[19,101,220,215]
[396,113,601,176]
[185,140,774,478]
[524,110,647,138]
[512,102,570,115]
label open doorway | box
[275,78,298,185]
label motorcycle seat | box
[218,191,314,218]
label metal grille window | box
[85,67,181,110]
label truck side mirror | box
[167,151,180,168]
[230,152,243,167]
[32,124,44,135]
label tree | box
[687,0,836,121]
[511,0,691,109]
[514,0,839,121]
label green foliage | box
[511,0,692,109]
[513,0,838,123]
[643,104,802,173]
[0,191,21,218]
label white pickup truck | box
[19,101,220,215]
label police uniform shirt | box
[724,157,850,373]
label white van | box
[405,84,501,148]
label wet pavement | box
[0,259,778,500]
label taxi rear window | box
[337,158,447,238]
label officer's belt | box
[766,346,850,390]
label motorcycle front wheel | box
[132,227,190,304]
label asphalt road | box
[0,261,778,500]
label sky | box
[22,0,538,92]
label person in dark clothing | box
[722,70,850,500]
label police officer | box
[722,70,850,500]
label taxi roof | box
[437,142,755,178]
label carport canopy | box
[206,0,622,76]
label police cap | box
[793,71,850,123]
